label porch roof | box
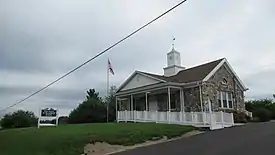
[115,82,183,97]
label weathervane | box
[172,37,176,49]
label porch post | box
[119,98,121,111]
[180,88,183,112]
[208,96,214,129]
[145,92,148,111]
[199,85,203,113]
[116,97,118,123]
[180,88,183,123]
[168,86,171,124]
[131,94,133,120]
[131,94,134,111]
[182,90,185,112]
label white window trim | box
[228,92,233,109]
[220,91,223,108]
[226,92,229,108]
[218,91,234,109]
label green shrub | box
[245,99,275,119]
[233,111,250,123]
[0,110,38,129]
[253,108,272,122]
[68,98,106,124]
[220,109,251,123]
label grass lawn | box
[0,123,196,155]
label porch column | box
[119,98,121,111]
[145,92,149,111]
[208,96,214,129]
[130,94,133,121]
[115,97,118,123]
[199,85,203,112]
[180,88,186,112]
[131,94,133,111]
[182,90,185,112]
[168,87,171,123]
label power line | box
[0,0,187,112]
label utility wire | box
[0,0,187,112]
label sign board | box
[38,108,59,128]
[41,108,57,117]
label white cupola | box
[163,47,185,77]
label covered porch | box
[115,84,235,130]
[116,86,184,113]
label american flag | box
[108,59,114,75]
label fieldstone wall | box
[201,64,245,111]
[184,87,202,112]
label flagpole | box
[107,59,109,123]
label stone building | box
[115,47,250,115]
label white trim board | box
[138,71,166,82]
[203,58,226,82]
[202,58,247,91]
[223,59,247,91]
[116,71,166,92]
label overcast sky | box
[1,0,274,116]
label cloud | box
[0,0,275,116]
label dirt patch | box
[83,142,124,155]
[82,130,204,155]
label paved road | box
[114,122,275,155]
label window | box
[217,91,222,107]
[222,92,227,108]
[228,93,233,108]
[217,91,234,109]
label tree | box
[0,110,38,129]
[86,89,101,101]
[245,99,275,121]
[253,108,272,122]
[68,89,106,124]
[68,98,106,124]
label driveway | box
[113,122,275,155]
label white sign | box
[38,108,59,128]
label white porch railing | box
[244,110,253,118]
[117,110,234,130]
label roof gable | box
[203,58,247,90]
[117,71,165,92]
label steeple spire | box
[164,37,185,76]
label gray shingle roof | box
[140,58,224,83]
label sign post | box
[38,108,58,129]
